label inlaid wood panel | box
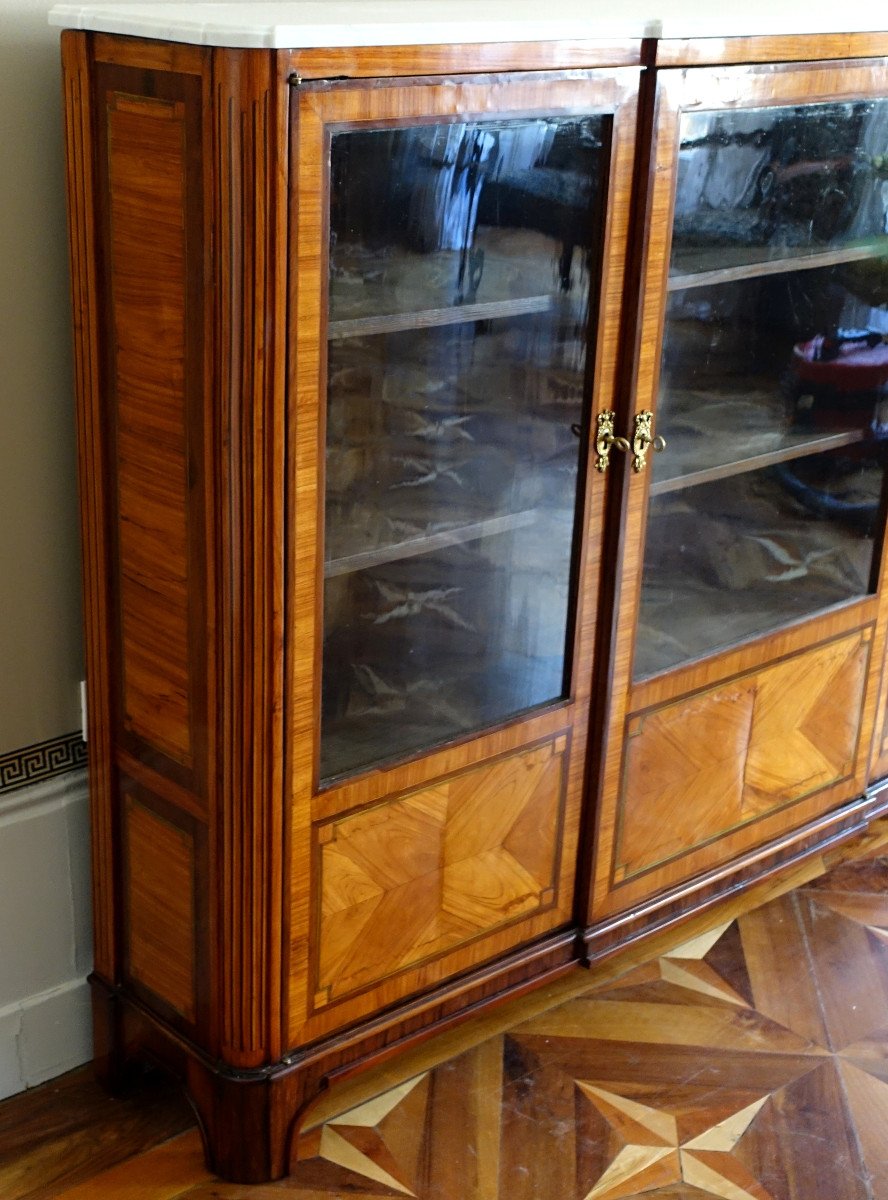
[106,91,191,766]
[313,737,568,1007]
[95,61,210,794]
[125,794,196,1022]
[615,629,872,881]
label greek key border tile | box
[0,733,87,796]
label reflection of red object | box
[793,333,888,391]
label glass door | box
[591,61,888,923]
[288,69,640,1040]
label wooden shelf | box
[649,429,867,496]
[324,508,537,578]
[328,293,555,341]
[668,239,888,293]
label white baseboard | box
[0,978,93,1100]
[0,768,93,1100]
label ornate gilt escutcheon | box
[595,410,630,473]
[630,410,666,473]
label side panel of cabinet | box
[589,59,888,926]
[67,39,217,1038]
[285,69,641,1046]
[67,38,290,1066]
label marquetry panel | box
[106,89,192,766]
[93,59,211,801]
[124,795,196,1022]
[313,738,568,1007]
[615,629,872,881]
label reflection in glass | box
[635,101,888,680]
[320,116,607,780]
[672,100,888,276]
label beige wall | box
[0,0,84,753]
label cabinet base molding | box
[583,789,888,963]
[88,928,579,1183]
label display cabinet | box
[54,3,888,1183]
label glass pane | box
[321,116,607,781]
[672,100,888,277]
[635,101,888,680]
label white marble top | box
[48,0,888,50]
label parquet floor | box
[4,837,888,1199]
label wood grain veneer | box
[654,32,888,67]
[125,794,197,1022]
[93,33,207,75]
[869,673,888,785]
[616,629,872,882]
[93,55,211,798]
[212,47,288,1069]
[284,39,643,80]
[313,737,568,1010]
[106,88,194,769]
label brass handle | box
[595,410,631,473]
[630,410,666,473]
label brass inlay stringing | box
[595,410,631,473]
[630,410,666,473]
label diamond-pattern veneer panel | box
[616,628,871,880]
[314,738,567,1004]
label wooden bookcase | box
[58,17,888,1182]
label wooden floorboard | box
[0,1067,194,1200]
